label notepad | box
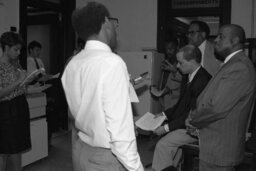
[135,112,165,131]
[21,68,45,86]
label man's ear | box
[104,16,109,24]
[4,45,9,51]
[201,32,206,39]
[231,36,240,45]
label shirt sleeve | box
[102,59,144,171]
[38,58,45,69]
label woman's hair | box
[0,31,23,51]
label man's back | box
[62,40,135,147]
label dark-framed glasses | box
[186,30,201,36]
[108,17,119,28]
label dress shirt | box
[198,40,206,67]
[163,66,201,132]
[189,66,201,83]
[61,40,143,171]
[27,56,45,74]
[224,49,243,64]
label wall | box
[76,0,157,51]
[76,0,256,53]
[231,0,256,38]
[0,0,19,35]
[0,0,19,55]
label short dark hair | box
[28,41,42,52]
[180,44,202,63]
[165,36,179,48]
[0,31,23,51]
[72,2,110,41]
[190,20,210,38]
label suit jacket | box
[164,67,211,132]
[191,51,256,166]
[203,41,222,76]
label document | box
[135,112,165,131]
[129,83,139,103]
[21,68,44,86]
[51,72,60,79]
[151,86,165,97]
[27,84,52,94]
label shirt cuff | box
[164,124,169,132]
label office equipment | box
[22,93,48,166]
[118,51,164,119]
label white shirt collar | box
[84,40,112,52]
[198,40,206,66]
[189,66,201,83]
[198,40,206,53]
[224,49,243,63]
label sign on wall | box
[172,0,220,9]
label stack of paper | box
[135,112,165,131]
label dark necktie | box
[30,58,43,85]
[34,58,40,69]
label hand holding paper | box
[135,112,165,131]
[20,68,45,86]
[51,72,60,79]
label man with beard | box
[61,2,143,171]
[187,20,221,76]
[187,24,256,171]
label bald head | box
[179,44,202,64]
[222,24,246,44]
[215,24,246,60]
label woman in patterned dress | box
[0,32,33,171]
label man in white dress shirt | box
[27,41,45,74]
[61,2,143,171]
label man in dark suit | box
[152,45,212,171]
[188,24,256,171]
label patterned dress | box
[0,61,31,154]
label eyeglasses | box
[108,17,119,28]
[186,30,201,36]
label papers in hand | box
[50,72,60,79]
[151,86,165,97]
[129,83,139,103]
[135,112,165,131]
[27,84,52,94]
[21,68,45,86]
